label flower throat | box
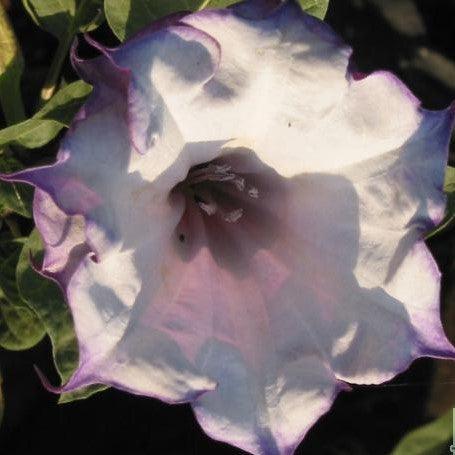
[174,160,259,225]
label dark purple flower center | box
[173,160,259,226]
[169,151,285,275]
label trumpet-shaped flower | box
[3,1,455,453]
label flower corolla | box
[3,1,455,454]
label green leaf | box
[0,80,92,148]
[0,119,63,149]
[22,0,103,39]
[299,0,329,19]
[58,383,108,404]
[16,229,107,402]
[0,300,45,350]
[427,166,455,238]
[38,80,93,123]
[390,410,452,455]
[197,0,239,6]
[0,239,46,350]
[104,0,236,41]
[0,3,26,125]
[105,0,330,41]
[22,0,76,40]
[0,155,33,218]
[22,0,103,102]
[76,0,105,33]
[0,239,27,304]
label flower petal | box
[152,143,452,448]
[62,248,217,402]
[34,161,218,401]
[112,23,222,155]
[33,188,90,285]
[2,48,218,402]
[193,349,342,455]
[1,1,453,453]
[186,3,442,178]
[110,0,350,172]
[130,184,345,454]
[278,106,455,384]
[115,0,452,182]
[331,105,455,383]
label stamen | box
[186,164,236,185]
[194,188,218,216]
[177,160,259,225]
[199,200,217,216]
[214,164,232,174]
[232,177,245,191]
[224,208,243,223]
[248,187,259,198]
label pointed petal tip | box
[34,365,64,394]
[0,167,46,188]
[28,249,61,283]
[419,338,455,361]
[337,380,352,393]
[189,380,219,401]
[35,364,100,396]
[0,171,23,183]
[83,33,116,56]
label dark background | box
[1,0,454,454]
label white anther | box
[224,208,243,223]
[199,201,217,216]
[214,164,232,174]
[248,187,259,198]
[232,177,245,191]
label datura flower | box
[3,0,455,453]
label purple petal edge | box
[35,363,214,403]
[70,20,223,154]
[192,379,349,455]
[280,381,350,455]
[414,242,455,360]
[1,2,453,452]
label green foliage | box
[390,410,452,455]
[22,0,103,39]
[0,238,46,350]
[104,0,168,42]
[299,0,329,19]
[105,0,330,42]
[37,80,92,124]
[104,0,230,41]
[0,155,33,218]
[22,0,103,102]
[0,300,45,350]
[0,80,92,149]
[16,230,107,402]
[0,4,25,125]
[0,119,63,149]
[427,166,455,238]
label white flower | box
[4,1,455,454]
